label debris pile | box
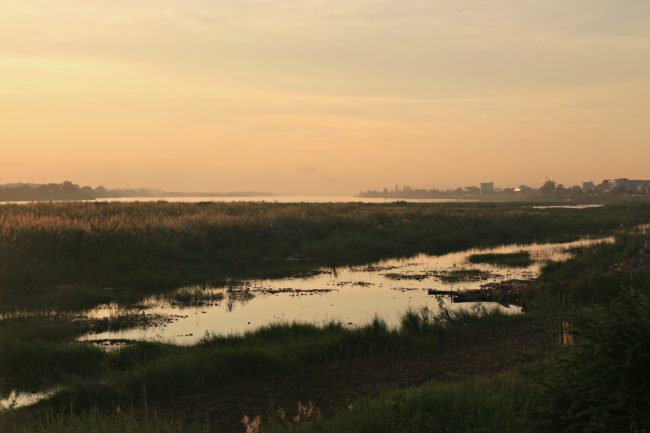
[428,279,539,307]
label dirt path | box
[158,318,559,431]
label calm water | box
[1,196,478,205]
[80,237,611,346]
[94,195,478,204]
[531,204,604,209]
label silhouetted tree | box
[540,180,557,195]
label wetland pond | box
[80,237,611,346]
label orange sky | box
[1,0,649,193]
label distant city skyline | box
[362,177,650,196]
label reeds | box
[1,201,646,312]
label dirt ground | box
[159,318,559,431]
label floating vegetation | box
[335,281,373,287]
[382,273,432,281]
[285,270,332,279]
[252,287,336,296]
[170,286,225,307]
[355,264,401,272]
[431,269,498,283]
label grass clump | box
[434,269,495,282]
[535,233,650,309]
[468,251,533,267]
[0,318,105,395]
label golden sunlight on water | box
[80,237,612,346]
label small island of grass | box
[468,251,533,267]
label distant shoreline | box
[0,181,274,203]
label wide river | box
[94,195,477,203]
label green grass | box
[0,318,105,394]
[0,373,541,433]
[468,251,533,267]
[0,307,514,410]
[62,308,512,409]
[534,233,650,309]
[539,290,650,433]
[264,373,539,433]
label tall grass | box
[2,201,648,312]
[540,290,650,433]
[535,232,650,309]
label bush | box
[541,290,650,433]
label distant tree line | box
[0,181,101,202]
[0,181,274,202]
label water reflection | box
[0,389,59,411]
[80,237,611,345]
[531,205,604,209]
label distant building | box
[600,178,650,194]
[480,182,495,194]
[582,181,595,193]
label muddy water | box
[80,237,611,345]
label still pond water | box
[81,237,610,346]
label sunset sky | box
[1,0,649,194]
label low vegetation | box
[1,306,514,409]
[2,201,648,311]
[540,290,650,433]
[2,203,650,432]
[264,373,537,433]
[468,251,533,267]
